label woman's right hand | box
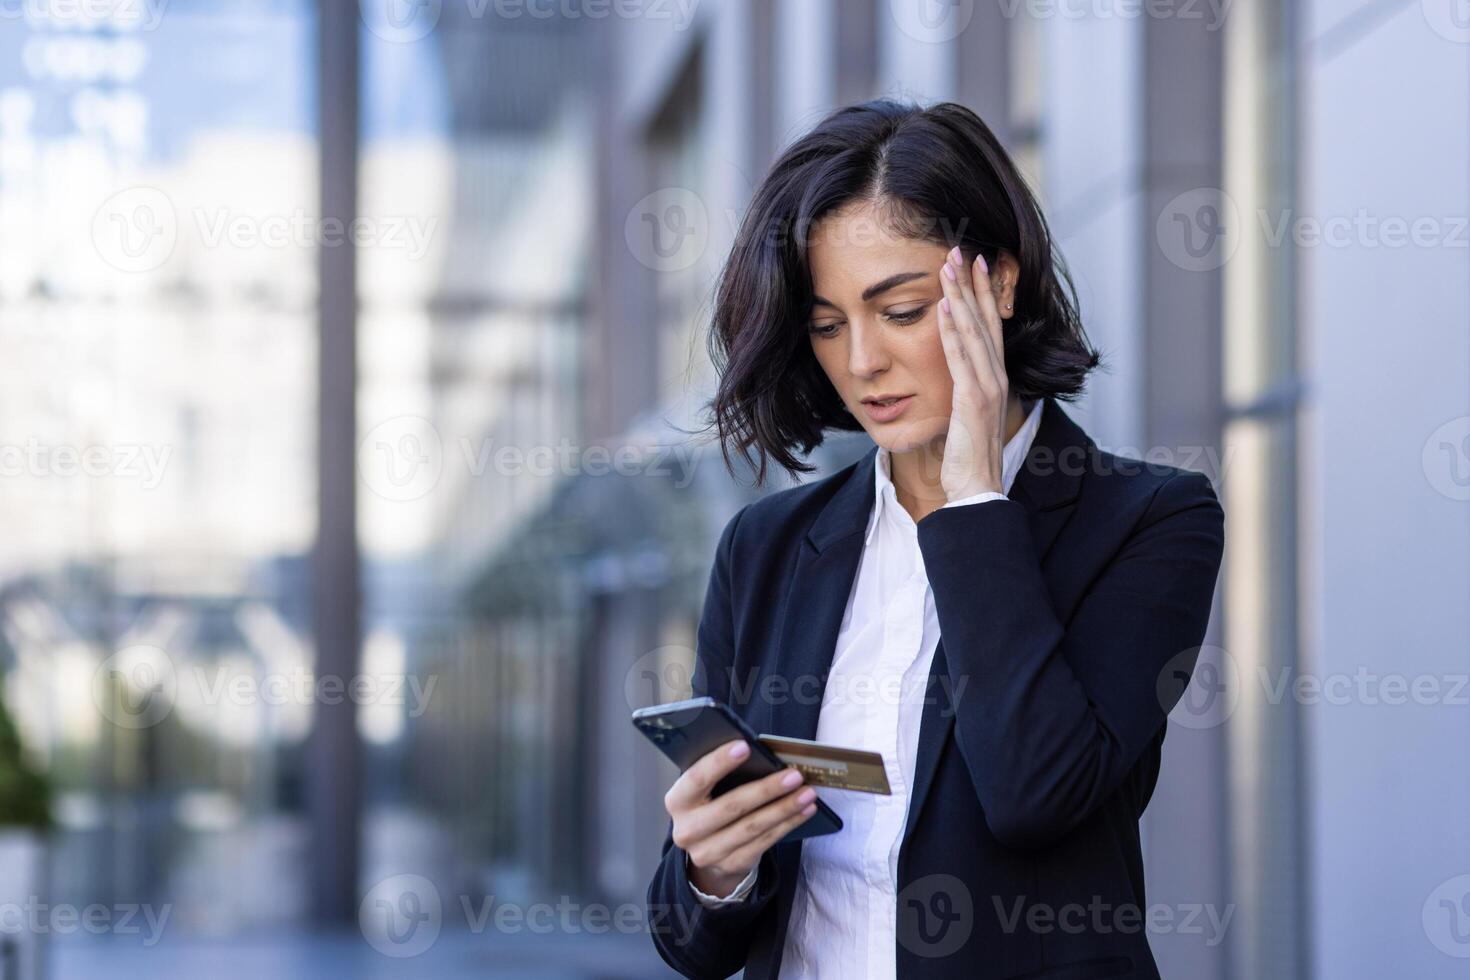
[664,738,819,898]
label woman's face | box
[806,199,1012,454]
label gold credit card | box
[757,734,891,795]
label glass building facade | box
[0,1,1465,977]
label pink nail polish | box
[942,263,956,281]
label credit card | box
[757,734,891,795]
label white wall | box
[773,0,837,151]
[1043,12,1145,451]
[876,0,958,102]
[1301,2,1470,975]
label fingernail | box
[730,742,749,758]
[942,263,956,281]
[975,253,988,272]
[782,770,802,788]
[940,297,951,314]
[798,788,816,804]
[948,246,961,265]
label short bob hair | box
[704,98,1100,487]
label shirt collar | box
[865,397,1045,546]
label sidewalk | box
[49,927,684,979]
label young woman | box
[646,99,1224,980]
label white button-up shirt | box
[687,398,1044,979]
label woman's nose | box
[846,319,888,376]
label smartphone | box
[631,696,842,843]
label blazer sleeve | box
[914,469,1225,851]
[646,503,783,979]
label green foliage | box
[0,682,51,830]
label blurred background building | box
[0,0,1465,977]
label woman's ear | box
[989,251,1021,319]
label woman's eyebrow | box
[812,270,931,307]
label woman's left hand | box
[936,245,1009,500]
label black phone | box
[631,696,842,843]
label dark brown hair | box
[701,98,1101,487]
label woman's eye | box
[809,308,925,336]
[886,307,928,325]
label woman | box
[646,99,1224,980]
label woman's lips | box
[862,394,914,423]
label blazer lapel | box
[899,397,1091,850]
[1004,397,1091,557]
[759,445,877,963]
[759,399,1094,945]
[767,398,1090,746]
[767,446,879,742]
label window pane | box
[355,10,594,903]
[0,0,317,934]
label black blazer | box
[646,397,1225,980]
